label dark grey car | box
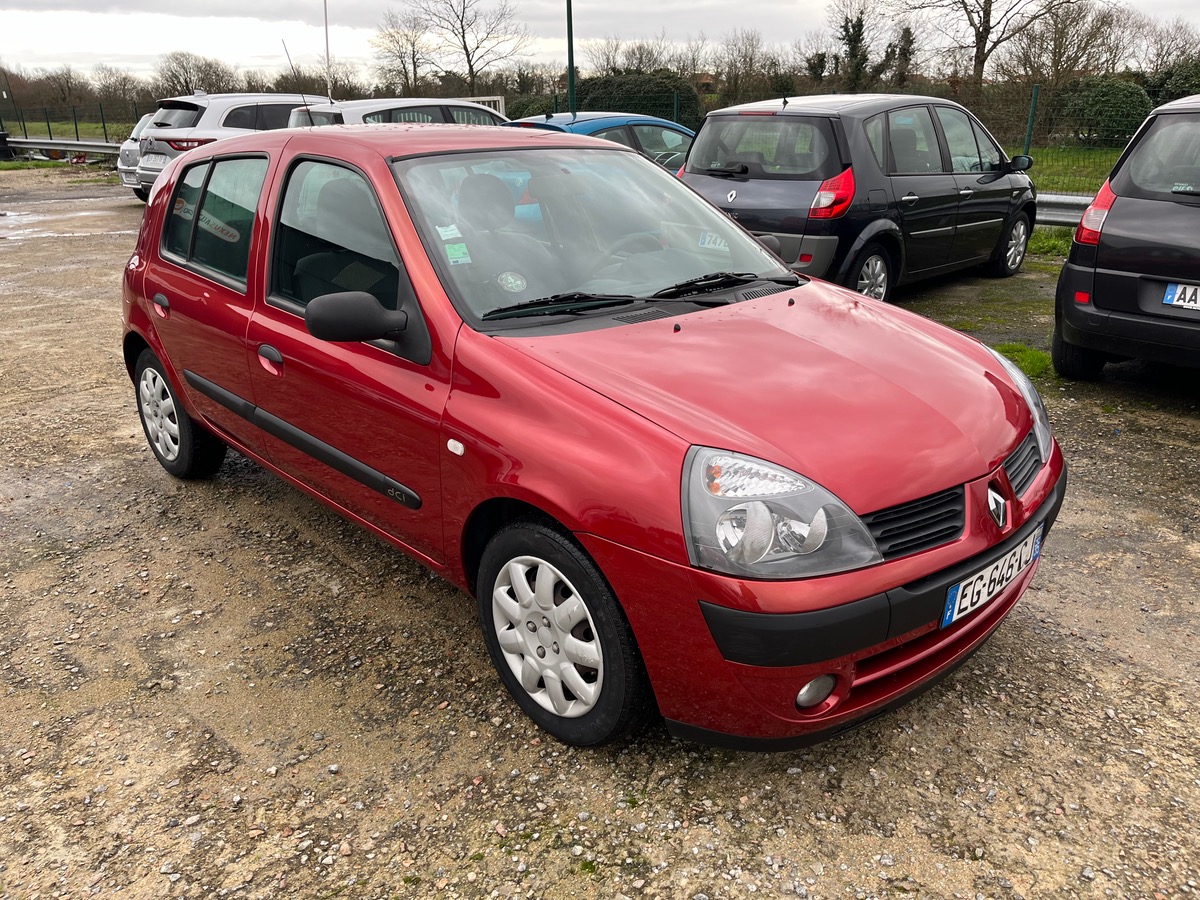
[680,94,1036,302]
[1053,93,1200,378]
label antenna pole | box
[323,0,333,103]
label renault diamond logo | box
[987,487,1007,529]
[727,189,737,203]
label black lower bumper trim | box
[698,466,1066,668]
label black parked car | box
[680,94,1036,302]
[1053,94,1200,379]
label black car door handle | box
[901,193,919,205]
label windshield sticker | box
[698,231,729,251]
[1173,182,1196,193]
[436,223,463,240]
[445,242,472,266]
[497,272,527,293]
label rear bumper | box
[579,447,1066,749]
[752,232,838,278]
[1058,261,1200,367]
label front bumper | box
[579,446,1066,750]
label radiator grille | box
[861,487,966,561]
[1003,431,1042,497]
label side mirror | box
[305,291,409,343]
[1009,154,1033,172]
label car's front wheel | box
[134,349,227,478]
[989,212,1030,277]
[477,521,650,746]
[846,242,893,302]
[1051,323,1106,380]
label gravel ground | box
[1,167,1198,900]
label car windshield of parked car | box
[1115,113,1200,201]
[687,115,841,180]
[393,147,794,323]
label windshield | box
[393,148,792,323]
[686,114,841,180]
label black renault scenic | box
[680,94,1036,302]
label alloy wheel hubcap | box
[139,368,180,462]
[857,255,888,300]
[492,556,603,718]
[1007,221,1028,270]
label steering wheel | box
[589,232,662,276]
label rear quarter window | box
[688,115,841,180]
[1113,113,1200,202]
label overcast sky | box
[3,0,1200,80]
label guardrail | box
[6,137,121,158]
[1037,193,1089,227]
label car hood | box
[498,287,1030,514]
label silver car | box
[287,97,506,128]
[118,114,153,201]
[136,92,315,195]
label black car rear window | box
[1112,112,1200,203]
[152,103,203,128]
[687,114,841,181]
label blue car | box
[504,111,694,169]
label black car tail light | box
[810,167,855,219]
[1074,180,1116,245]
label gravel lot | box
[1,167,1198,900]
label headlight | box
[682,448,882,579]
[986,347,1053,462]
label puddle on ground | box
[0,207,137,241]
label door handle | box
[257,344,284,376]
[151,293,170,318]
[958,188,975,198]
[901,193,919,205]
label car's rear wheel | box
[134,349,227,478]
[989,212,1029,277]
[477,520,650,746]
[1051,323,1106,380]
[846,242,893,302]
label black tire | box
[133,349,227,478]
[988,212,1030,277]
[477,520,651,746]
[133,187,149,203]
[1051,323,1106,380]
[844,242,894,302]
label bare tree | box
[667,33,711,84]
[620,29,672,73]
[91,64,147,109]
[994,0,1130,88]
[154,52,240,97]
[713,28,766,103]
[584,35,625,76]
[407,0,531,95]
[44,65,89,105]
[1126,12,1200,77]
[903,0,1084,91]
[372,8,436,95]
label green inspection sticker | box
[446,242,472,266]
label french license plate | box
[941,526,1043,628]
[119,171,139,186]
[140,153,169,169]
[1163,283,1200,310]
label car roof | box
[199,122,639,157]
[157,92,317,108]
[1152,93,1200,114]
[707,93,967,118]
[296,97,501,113]
[507,111,690,132]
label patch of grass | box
[994,341,1051,378]
[579,860,597,874]
[1015,145,1118,195]
[469,852,485,861]
[1028,225,1074,259]
[0,160,68,171]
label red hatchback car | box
[122,125,1066,749]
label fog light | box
[795,674,837,709]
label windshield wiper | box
[481,292,637,321]
[651,271,800,300]
[700,162,749,176]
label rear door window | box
[162,157,270,288]
[450,106,503,125]
[888,107,945,174]
[688,115,841,180]
[593,126,636,148]
[256,104,299,130]
[1114,113,1200,202]
[221,105,259,130]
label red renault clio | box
[122,125,1066,749]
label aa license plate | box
[140,153,169,168]
[941,526,1043,628]
[1164,283,1200,310]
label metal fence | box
[0,103,149,145]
